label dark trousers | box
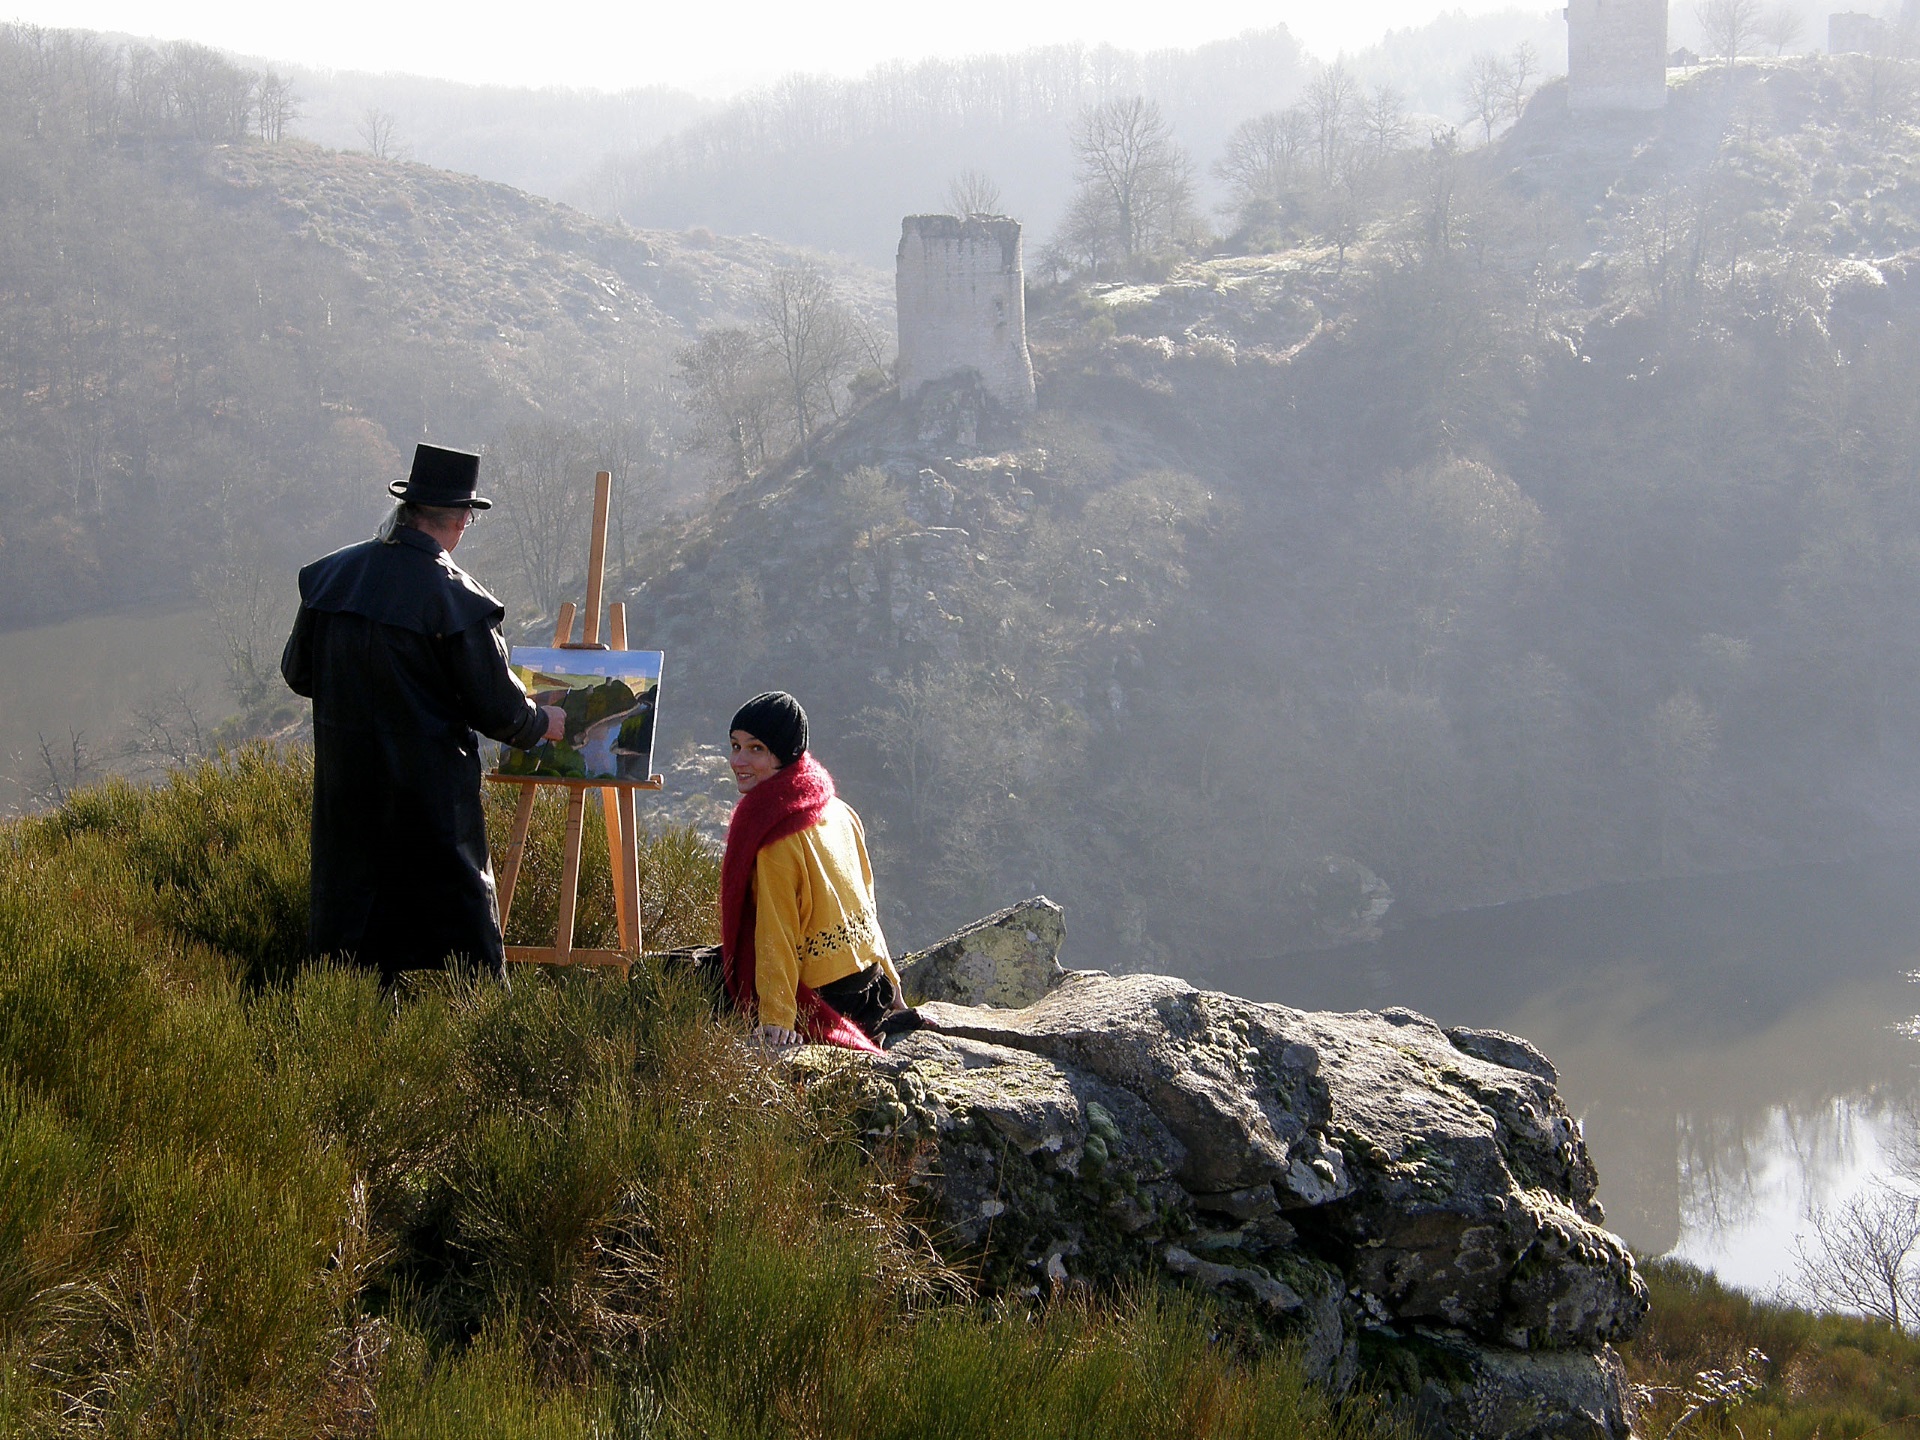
[656,948,908,1042]
[813,964,896,1039]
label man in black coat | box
[281,444,564,982]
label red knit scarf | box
[719,753,881,1053]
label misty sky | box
[4,1,1558,95]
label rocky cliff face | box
[808,902,1648,1440]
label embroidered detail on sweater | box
[798,912,878,964]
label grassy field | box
[0,748,1397,1438]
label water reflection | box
[1670,1096,1900,1291]
[1209,857,1920,1290]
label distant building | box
[895,214,1035,412]
[1565,0,1669,111]
[1829,11,1884,51]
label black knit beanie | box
[729,691,809,766]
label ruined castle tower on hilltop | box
[1565,0,1668,112]
[895,214,1036,412]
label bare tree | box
[587,410,667,575]
[677,327,785,482]
[945,168,1003,216]
[1220,108,1307,196]
[847,307,894,374]
[55,29,122,141]
[124,684,214,775]
[195,554,295,717]
[754,262,859,462]
[486,422,595,618]
[162,41,253,143]
[1794,1184,1920,1330]
[1758,4,1804,52]
[1862,46,1918,132]
[1065,95,1196,269]
[1305,61,1359,184]
[838,465,908,551]
[256,69,297,142]
[1047,184,1124,277]
[1697,0,1763,67]
[1418,128,1463,256]
[1217,107,1311,232]
[356,106,405,160]
[1463,51,1509,143]
[30,730,98,810]
[1359,85,1411,159]
[1504,41,1539,122]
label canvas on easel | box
[486,469,663,970]
[497,647,663,782]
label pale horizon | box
[2,1,1564,97]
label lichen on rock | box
[893,894,1070,1008]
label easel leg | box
[497,785,538,936]
[599,786,631,947]
[602,597,642,963]
[553,789,588,962]
[618,788,641,953]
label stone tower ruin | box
[1565,0,1668,112]
[895,214,1036,412]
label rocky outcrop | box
[815,945,1648,1440]
[894,895,1071,1008]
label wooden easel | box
[488,470,662,969]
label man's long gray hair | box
[375,501,410,544]
[377,501,469,543]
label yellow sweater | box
[751,797,898,1031]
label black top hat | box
[388,443,492,509]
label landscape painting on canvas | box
[493,648,662,782]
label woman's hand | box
[753,1023,803,1049]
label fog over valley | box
[11,0,1920,1376]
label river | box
[1210,857,1920,1295]
[0,606,226,813]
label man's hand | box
[540,705,566,742]
[753,1023,803,1049]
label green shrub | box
[375,1325,615,1440]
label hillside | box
[205,142,889,353]
[0,23,889,633]
[613,55,1920,971]
[278,66,711,203]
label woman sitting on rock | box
[719,691,908,1051]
